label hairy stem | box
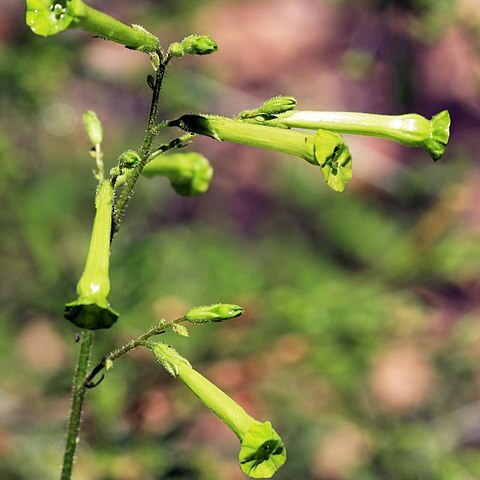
[61,330,94,480]
[84,316,186,387]
[113,55,168,234]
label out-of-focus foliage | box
[1,0,480,479]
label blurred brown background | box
[1,0,480,479]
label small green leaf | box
[172,323,189,338]
[105,358,114,370]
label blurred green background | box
[2,0,480,478]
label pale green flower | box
[148,343,286,478]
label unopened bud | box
[83,110,103,145]
[185,303,244,324]
[169,35,218,57]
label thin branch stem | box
[113,54,170,235]
[84,316,186,388]
[61,330,94,480]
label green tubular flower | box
[185,303,245,323]
[64,180,119,330]
[170,115,352,192]
[26,0,159,52]
[147,343,286,478]
[265,110,451,161]
[142,152,213,196]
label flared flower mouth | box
[239,421,287,479]
[313,130,352,192]
[26,0,75,36]
[424,110,450,161]
[64,299,119,330]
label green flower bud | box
[26,0,159,52]
[185,303,245,324]
[142,152,213,196]
[82,110,103,145]
[266,110,451,161]
[240,96,297,120]
[168,35,218,58]
[171,114,352,192]
[148,343,286,478]
[64,180,119,329]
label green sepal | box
[64,299,119,330]
[170,115,221,140]
[425,110,451,161]
[239,421,287,479]
[143,152,213,196]
[185,303,245,324]
[148,342,191,377]
[314,130,352,192]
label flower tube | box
[147,342,286,478]
[142,152,213,196]
[64,180,119,330]
[264,110,451,161]
[26,0,159,52]
[170,114,352,192]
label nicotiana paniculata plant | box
[25,1,451,478]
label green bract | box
[143,152,213,196]
[25,0,159,52]
[148,343,286,478]
[265,109,451,161]
[171,114,352,192]
[185,303,245,323]
[64,180,119,329]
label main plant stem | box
[61,330,94,480]
[113,53,168,234]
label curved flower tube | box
[265,110,451,161]
[170,114,352,192]
[142,152,213,196]
[64,180,119,330]
[26,0,159,52]
[147,343,286,478]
